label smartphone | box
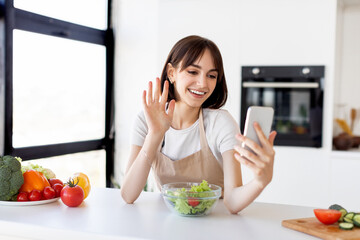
[242,106,274,152]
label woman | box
[121,35,277,214]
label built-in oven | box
[240,66,325,147]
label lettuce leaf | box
[21,163,56,179]
[167,180,216,216]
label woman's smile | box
[188,88,207,98]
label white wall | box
[113,0,160,181]
[114,0,360,210]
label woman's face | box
[169,49,218,108]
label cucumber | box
[339,209,348,222]
[344,212,355,223]
[339,222,354,230]
[329,204,347,222]
[353,214,360,227]
[329,204,345,211]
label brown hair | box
[160,35,227,109]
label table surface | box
[0,187,318,240]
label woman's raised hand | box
[234,123,277,189]
[142,78,175,136]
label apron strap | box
[198,109,208,150]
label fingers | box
[147,81,153,104]
[268,131,277,146]
[234,152,257,172]
[253,122,276,151]
[167,99,175,120]
[234,145,270,178]
[161,80,169,105]
[234,130,275,187]
[253,122,268,147]
[235,151,273,188]
[235,132,274,165]
[237,133,262,156]
[146,78,166,105]
[234,143,260,166]
[154,78,161,102]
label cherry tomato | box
[48,178,64,188]
[72,172,91,199]
[188,198,200,207]
[41,193,46,200]
[60,179,84,207]
[53,183,64,198]
[314,209,342,225]
[28,189,42,201]
[17,192,29,202]
[43,186,56,199]
[20,170,50,193]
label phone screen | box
[242,106,274,151]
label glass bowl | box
[161,182,222,217]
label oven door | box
[241,82,323,147]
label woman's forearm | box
[121,132,163,203]
[224,180,266,214]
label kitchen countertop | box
[0,187,317,240]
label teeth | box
[189,89,206,95]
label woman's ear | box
[167,63,175,83]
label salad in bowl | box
[161,180,221,217]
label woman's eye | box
[208,74,217,79]
[188,71,197,75]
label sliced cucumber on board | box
[327,204,360,230]
[339,222,354,230]
[353,214,360,227]
[344,212,355,223]
[329,204,347,222]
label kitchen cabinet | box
[0,188,318,240]
[333,0,360,152]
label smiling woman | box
[120,35,277,215]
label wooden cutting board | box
[282,217,360,240]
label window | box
[0,0,114,187]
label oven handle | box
[242,82,319,88]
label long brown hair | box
[160,35,227,109]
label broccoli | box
[0,155,24,201]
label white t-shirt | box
[131,108,240,166]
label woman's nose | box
[196,74,207,87]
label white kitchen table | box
[0,187,317,240]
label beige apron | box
[152,109,224,191]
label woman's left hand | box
[234,122,277,189]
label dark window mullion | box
[4,0,15,156]
[12,139,105,161]
[14,8,106,45]
[105,28,114,188]
[105,0,115,187]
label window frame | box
[0,0,115,187]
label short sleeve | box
[130,111,148,147]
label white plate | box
[0,197,60,206]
